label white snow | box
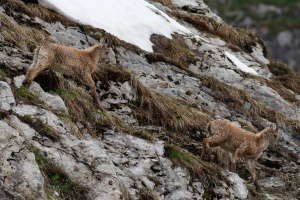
[227,172,248,199]
[38,0,192,52]
[225,51,258,75]
[171,0,199,7]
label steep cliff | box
[0,0,300,199]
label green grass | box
[17,86,36,98]
[19,115,61,141]
[55,89,79,99]
[165,144,228,187]
[29,146,88,200]
[137,129,155,142]
[14,86,44,105]
[0,69,6,80]
[168,147,193,161]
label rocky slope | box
[0,0,300,199]
[204,0,300,72]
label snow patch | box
[38,0,192,52]
[227,172,248,199]
[225,51,258,75]
[171,0,200,7]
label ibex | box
[23,43,110,106]
[201,120,279,191]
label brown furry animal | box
[23,43,110,105]
[201,119,279,191]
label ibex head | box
[93,43,110,64]
[266,123,279,145]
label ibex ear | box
[270,123,277,131]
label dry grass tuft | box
[131,77,212,132]
[55,77,134,137]
[19,115,60,142]
[147,34,196,71]
[282,117,300,134]
[173,12,268,56]
[1,0,75,26]
[94,64,211,133]
[119,182,134,200]
[241,72,298,104]
[165,144,228,187]
[0,14,47,50]
[139,188,160,200]
[1,0,34,17]
[13,85,45,106]
[201,76,300,134]
[27,3,76,26]
[268,61,300,95]
[92,64,132,87]
[200,76,278,127]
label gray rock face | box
[0,81,15,111]
[1,0,300,199]
[0,121,46,200]
[14,75,68,113]
[102,132,197,199]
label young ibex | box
[23,43,110,105]
[201,120,279,191]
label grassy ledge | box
[0,14,46,51]
[172,12,268,56]
[29,146,88,199]
[19,115,61,142]
[165,144,229,188]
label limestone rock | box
[0,81,15,111]
[0,121,46,200]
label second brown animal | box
[201,119,279,191]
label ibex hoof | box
[22,81,31,87]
